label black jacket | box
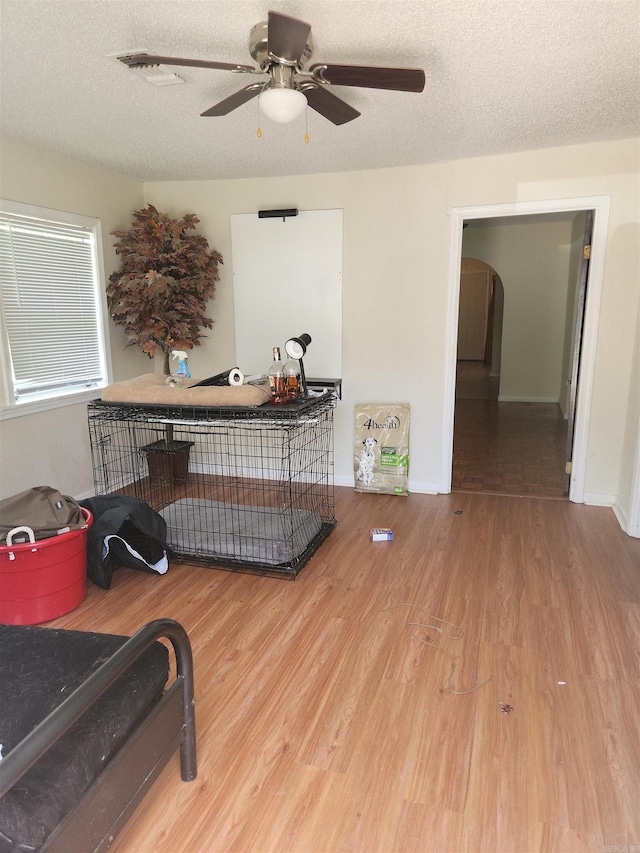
[79,495,168,589]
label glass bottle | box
[283,356,301,399]
[268,346,286,404]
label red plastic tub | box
[0,507,93,625]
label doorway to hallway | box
[450,209,595,500]
[442,196,610,505]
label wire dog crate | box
[87,395,336,578]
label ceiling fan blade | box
[267,11,311,65]
[310,63,425,92]
[119,53,256,74]
[299,83,360,126]
[201,83,263,116]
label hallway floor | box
[453,362,568,498]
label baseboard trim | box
[583,493,616,507]
[408,482,441,495]
[612,501,629,533]
[335,475,439,495]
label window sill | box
[0,387,106,421]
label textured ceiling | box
[1,0,639,182]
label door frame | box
[564,210,593,493]
[441,195,611,503]
[625,415,640,536]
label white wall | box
[1,136,638,528]
[462,217,575,403]
[0,136,145,499]
[143,138,639,509]
[143,165,449,493]
[615,244,640,533]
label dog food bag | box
[354,404,410,495]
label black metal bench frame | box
[0,618,196,853]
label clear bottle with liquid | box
[283,357,302,400]
[268,346,286,404]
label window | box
[0,200,110,413]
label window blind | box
[0,210,107,403]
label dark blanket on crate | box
[160,498,323,565]
[0,626,168,853]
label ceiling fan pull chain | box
[304,106,310,144]
[257,95,262,138]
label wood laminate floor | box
[453,362,568,498]
[47,486,640,853]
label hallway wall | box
[462,216,577,403]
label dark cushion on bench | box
[0,625,169,853]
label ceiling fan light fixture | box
[259,87,307,123]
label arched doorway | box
[455,258,503,401]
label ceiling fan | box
[117,9,425,126]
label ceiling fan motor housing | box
[250,21,313,72]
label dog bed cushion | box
[101,373,271,407]
[160,498,323,566]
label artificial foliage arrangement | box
[107,205,223,374]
